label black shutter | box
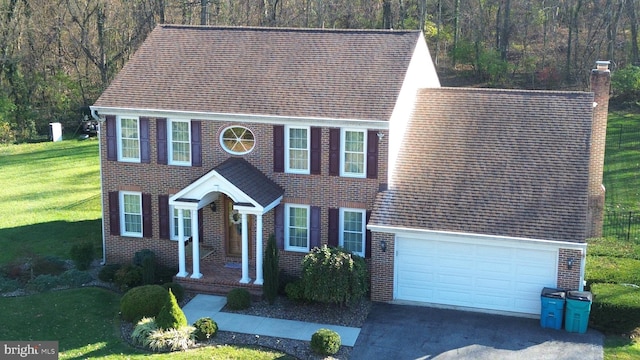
[108,191,120,235]
[158,195,169,239]
[367,130,379,179]
[106,115,117,161]
[274,204,284,249]
[329,128,340,176]
[310,206,321,249]
[365,210,372,258]
[142,193,152,238]
[310,127,321,175]
[273,125,285,172]
[191,120,202,167]
[140,117,150,164]
[157,118,167,165]
[328,208,339,247]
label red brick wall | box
[100,117,388,277]
[370,232,395,302]
[557,248,583,290]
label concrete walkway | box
[182,294,361,346]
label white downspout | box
[91,109,107,266]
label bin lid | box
[566,290,592,302]
[541,287,566,299]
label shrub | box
[263,234,279,304]
[131,317,158,347]
[69,242,94,270]
[155,289,188,330]
[611,65,640,105]
[114,264,143,290]
[300,246,369,305]
[162,282,185,303]
[226,288,251,310]
[141,255,156,285]
[585,256,640,288]
[133,249,156,267]
[310,328,341,355]
[0,276,20,292]
[193,317,218,341]
[590,283,640,334]
[284,279,305,302]
[59,269,93,287]
[31,256,67,276]
[155,264,178,284]
[98,264,122,283]
[120,285,168,323]
[147,326,196,352]
[278,272,300,296]
[26,274,60,292]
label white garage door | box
[395,236,558,315]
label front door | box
[225,196,252,257]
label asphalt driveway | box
[351,303,603,360]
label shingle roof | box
[371,87,594,242]
[94,25,421,121]
[214,157,284,207]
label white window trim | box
[340,128,367,178]
[284,204,310,252]
[220,125,256,155]
[117,116,140,163]
[168,119,191,166]
[170,206,192,241]
[339,208,366,257]
[285,125,310,174]
[120,191,143,238]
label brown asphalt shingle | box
[214,157,284,208]
[371,87,594,242]
[94,25,421,121]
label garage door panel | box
[395,236,558,315]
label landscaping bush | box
[120,285,168,323]
[263,234,279,304]
[98,264,122,282]
[193,317,218,341]
[284,279,305,302]
[69,242,94,270]
[162,282,185,303]
[146,326,196,352]
[131,317,158,347]
[31,255,67,276]
[26,274,60,292]
[59,269,93,287]
[585,256,640,288]
[114,263,143,290]
[590,283,640,334]
[300,246,368,305]
[133,249,156,267]
[611,65,640,106]
[155,289,188,330]
[278,272,300,296]
[155,264,178,284]
[226,288,251,310]
[310,328,341,355]
[141,254,156,285]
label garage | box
[395,235,558,315]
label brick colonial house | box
[91,25,610,317]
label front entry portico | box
[169,158,284,285]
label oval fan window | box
[220,126,255,155]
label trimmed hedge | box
[162,282,185,303]
[120,285,168,323]
[193,317,218,341]
[310,328,341,355]
[590,283,640,334]
[585,256,640,287]
[226,288,251,310]
[155,289,188,330]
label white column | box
[239,212,251,283]
[254,214,264,285]
[176,209,188,277]
[190,209,202,279]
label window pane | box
[221,126,255,154]
[120,118,139,159]
[172,209,192,238]
[343,131,365,175]
[171,121,190,163]
[343,211,364,254]
[288,206,308,248]
[123,194,142,234]
[288,128,308,170]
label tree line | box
[0,0,637,143]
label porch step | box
[175,276,263,301]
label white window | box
[340,208,366,257]
[120,191,142,237]
[285,126,310,174]
[220,126,255,155]
[285,204,309,252]
[168,119,191,165]
[118,117,140,162]
[341,129,366,177]
[170,207,192,240]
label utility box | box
[540,287,566,330]
[49,122,62,142]
[565,291,593,334]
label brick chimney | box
[587,60,611,238]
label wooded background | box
[0,0,637,142]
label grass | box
[603,112,640,212]
[0,139,292,359]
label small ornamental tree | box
[262,234,280,304]
[155,289,188,330]
[301,245,368,306]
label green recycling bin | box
[540,287,565,330]
[564,290,592,333]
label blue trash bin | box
[565,291,593,333]
[540,287,566,330]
